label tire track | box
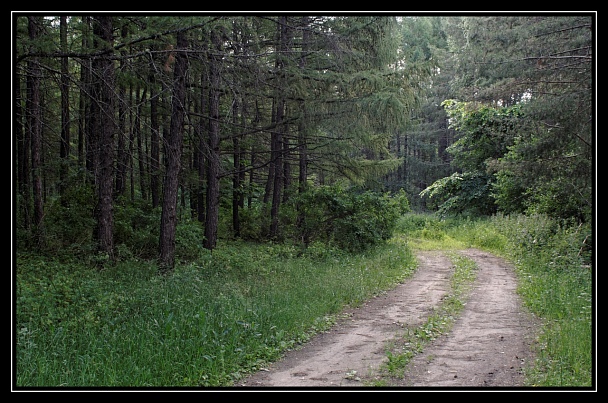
[239,251,454,387]
[401,249,538,387]
[238,249,537,388]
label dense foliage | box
[417,16,593,223]
[14,14,593,264]
[14,15,426,266]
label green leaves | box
[420,171,495,217]
[290,185,409,251]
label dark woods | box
[13,15,594,271]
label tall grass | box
[15,238,416,387]
[484,214,593,387]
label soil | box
[236,248,540,390]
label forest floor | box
[236,248,540,390]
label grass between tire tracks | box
[367,252,478,387]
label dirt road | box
[238,248,538,389]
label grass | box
[15,238,417,387]
[14,212,593,388]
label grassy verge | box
[15,238,417,387]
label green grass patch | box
[15,238,417,387]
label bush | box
[287,186,409,252]
[33,184,97,255]
[420,172,497,218]
[175,219,206,261]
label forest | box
[13,13,594,388]
[14,14,593,267]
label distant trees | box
[382,16,453,208]
[414,15,593,223]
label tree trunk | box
[135,89,148,202]
[78,16,90,172]
[269,127,283,239]
[282,136,291,203]
[149,46,161,208]
[134,87,148,203]
[204,28,222,250]
[114,80,127,199]
[114,24,132,199]
[159,30,189,271]
[296,16,310,238]
[91,16,116,262]
[85,21,99,186]
[269,16,291,239]
[15,58,30,233]
[59,16,70,203]
[26,16,44,247]
[196,69,207,223]
[232,110,241,237]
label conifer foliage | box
[14,14,594,271]
[14,15,424,270]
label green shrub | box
[39,184,97,254]
[287,186,408,252]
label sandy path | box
[238,249,537,389]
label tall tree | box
[90,16,117,262]
[26,16,45,248]
[59,16,70,203]
[159,29,189,271]
[114,21,129,199]
[15,20,30,234]
[78,16,91,171]
[230,20,245,237]
[203,26,223,250]
[194,69,207,224]
[269,16,292,239]
[148,41,162,207]
[295,16,311,235]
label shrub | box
[40,184,97,254]
[287,186,408,252]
